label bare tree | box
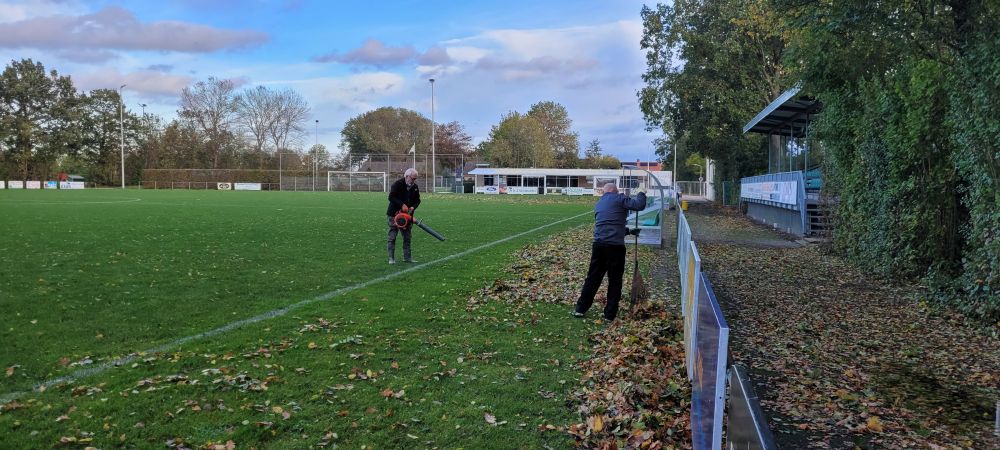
[237,85,279,168]
[267,88,310,153]
[179,77,240,168]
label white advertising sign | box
[10,181,24,189]
[69,182,85,189]
[741,181,797,205]
[45,181,58,189]
[0,181,5,189]
[217,182,232,190]
[60,181,72,189]
[25,181,41,189]
[564,187,595,196]
[476,186,500,194]
[234,182,262,191]
[506,186,538,195]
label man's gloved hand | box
[625,227,641,236]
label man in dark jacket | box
[573,183,647,321]
[386,168,422,264]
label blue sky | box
[0,0,661,162]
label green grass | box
[0,189,601,449]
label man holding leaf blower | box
[386,168,421,264]
[572,182,646,321]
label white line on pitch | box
[0,210,591,404]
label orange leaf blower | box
[393,205,445,241]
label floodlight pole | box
[313,119,319,191]
[672,141,677,188]
[430,78,436,192]
[119,84,126,189]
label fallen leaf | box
[867,416,884,433]
[485,412,497,425]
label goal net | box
[327,171,387,192]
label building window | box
[620,176,640,189]
[524,177,541,187]
[505,175,521,186]
[484,175,495,185]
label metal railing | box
[675,207,775,449]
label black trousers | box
[575,242,627,320]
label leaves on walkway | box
[688,204,1000,449]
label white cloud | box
[0,6,268,53]
[313,39,417,67]
[73,68,194,98]
[290,72,407,112]
[0,0,85,23]
[443,46,491,64]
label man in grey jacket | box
[572,183,647,321]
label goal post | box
[326,171,388,192]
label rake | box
[628,175,649,315]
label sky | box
[0,0,662,162]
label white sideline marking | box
[0,198,143,205]
[0,210,591,404]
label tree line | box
[1,58,619,187]
[638,1,998,323]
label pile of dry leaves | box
[467,226,693,449]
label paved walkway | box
[661,201,1000,449]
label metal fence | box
[677,181,707,197]
[675,207,775,449]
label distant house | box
[621,160,663,171]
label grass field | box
[0,189,602,449]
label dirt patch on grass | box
[684,203,1000,449]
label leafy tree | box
[434,121,473,156]
[527,101,579,168]
[477,112,554,168]
[340,107,432,156]
[777,0,999,321]
[584,138,602,161]
[581,138,619,169]
[638,1,785,181]
[75,88,143,185]
[685,153,706,179]
[0,59,78,179]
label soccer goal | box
[327,171,388,192]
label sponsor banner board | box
[60,181,72,189]
[25,181,41,189]
[476,186,500,194]
[506,186,538,195]
[691,276,729,450]
[564,187,595,196]
[0,181,5,189]
[45,181,58,189]
[740,181,797,205]
[70,182,85,189]
[234,182,262,191]
[10,181,24,189]
[726,365,778,450]
[217,182,232,190]
[683,241,701,380]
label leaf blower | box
[393,205,446,241]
